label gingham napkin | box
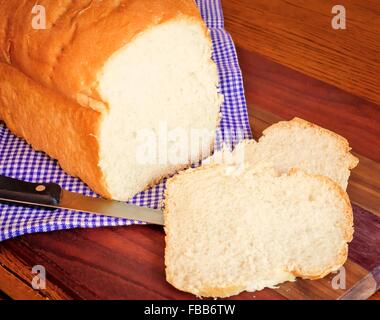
[0,0,252,241]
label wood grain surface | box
[0,0,379,300]
[223,0,380,105]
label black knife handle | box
[0,175,62,206]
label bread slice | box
[233,118,358,190]
[164,163,353,298]
[0,0,223,200]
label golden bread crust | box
[0,62,110,197]
[0,0,204,107]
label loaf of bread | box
[0,0,223,200]
[164,163,353,298]
[232,117,358,189]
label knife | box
[0,175,164,225]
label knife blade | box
[0,175,164,225]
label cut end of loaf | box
[164,162,353,298]
[96,19,223,200]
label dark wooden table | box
[0,0,379,300]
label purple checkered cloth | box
[0,0,252,241]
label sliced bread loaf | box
[0,0,222,200]
[164,163,353,298]
[234,118,358,190]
